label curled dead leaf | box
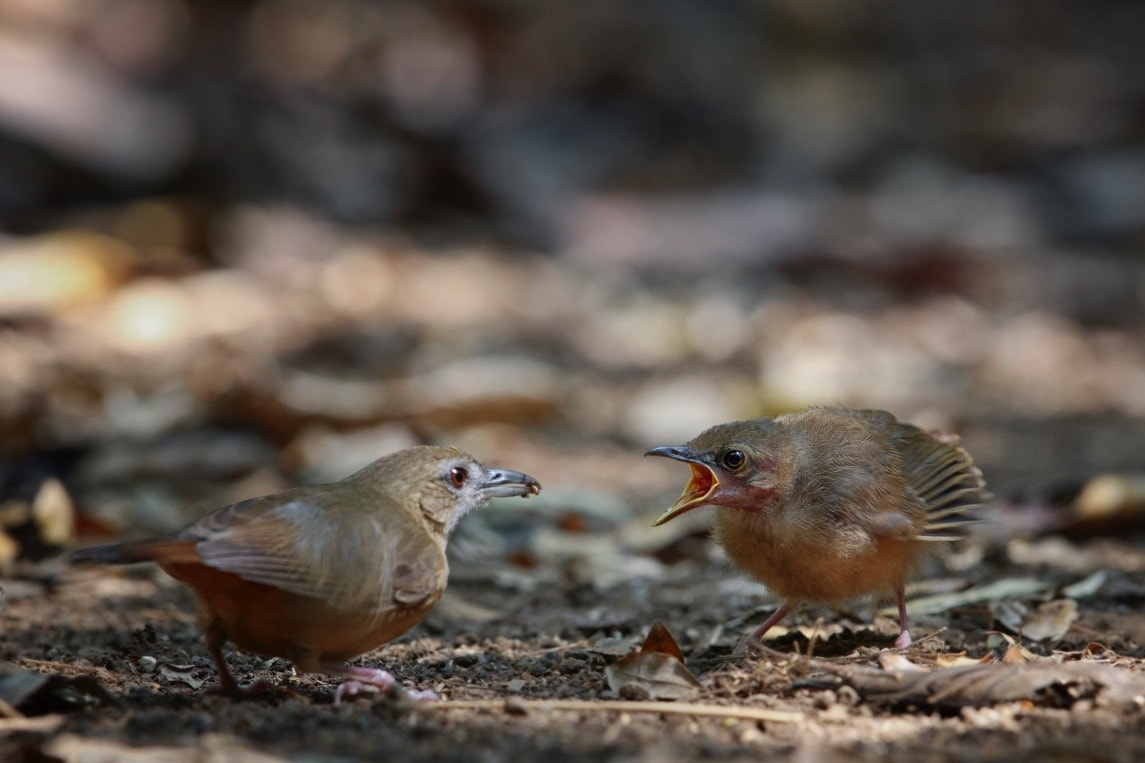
[604,651,702,701]
[1021,600,1078,642]
[605,621,701,700]
[934,652,991,668]
[1072,473,1145,530]
[877,653,926,672]
[992,599,1078,643]
[843,661,1145,709]
[640,621,685,661]
[159,663,205,690]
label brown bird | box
[646,406,986,653]
[73,446,541,701]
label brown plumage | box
[646,406,987,652]
[73,446,540,701]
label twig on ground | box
[424,698,804,723]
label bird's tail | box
[72,539,199,566]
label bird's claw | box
[334,679,377,704]
[732,635,764,659]
[332,667,439,704]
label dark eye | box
[720,449,746,470]
[449,466,468,488]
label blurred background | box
[2,0,1144,563]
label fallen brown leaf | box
[605,623,702,700]
[604,652,702,700]
[1022,600,1078,642]
[877,652,926,672]
[159,663,205,690]
[841,661,1145,709]
[640,621,686,661]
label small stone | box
[504,697,529,716]
[138,655,158,673]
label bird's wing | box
[181,488,443,613]
[887,420,989,541]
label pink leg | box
[733,601,794,657]
[894,587,913,649]
[321,664,439,704]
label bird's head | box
[645,419,793,526]
[351,446,541,537]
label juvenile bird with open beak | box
[73,446,540,702]
[647,406,987,653]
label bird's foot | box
[732,635,801,661]
[329,666,439,705]
[732,634,764,659]
[334,679,378,704]
[894,630,913,650]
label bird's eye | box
[721,449,746,470]
[449,466,468,488]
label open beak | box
[479,468,542,499]
[644,446,718,526]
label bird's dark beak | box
[479,468,542,498]
[645,446,718,526]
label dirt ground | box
[3,237,1145,762]
[6,450,1145,762]
[5,2,1145,759]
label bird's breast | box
[711,506,923,603]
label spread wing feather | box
[886,420,989,542]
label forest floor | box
[3,231,1145,761]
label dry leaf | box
[0,475,76,570]
[0,232,131,316]
[1022,600,1078,642]
[990,600,1027,634]
[159,664,205,690]
[1061,570,1107,599]
[1071,473,1145,529]
[992,599,1078,643]
[1001,642,1038,664]
[641,621,685,661]
[934,652,990,668]
[985,632,1017,650]
[877,653,926,672]
[1082,642,1114,659]
[32,477,75,547]
[604,652,702,700]
[883,577,1052,618]
[845,661,1145,709]
[605,623,702,700]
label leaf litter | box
[3,231,1145,761]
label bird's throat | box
[685,463,716,503]
[653,464,718,526]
